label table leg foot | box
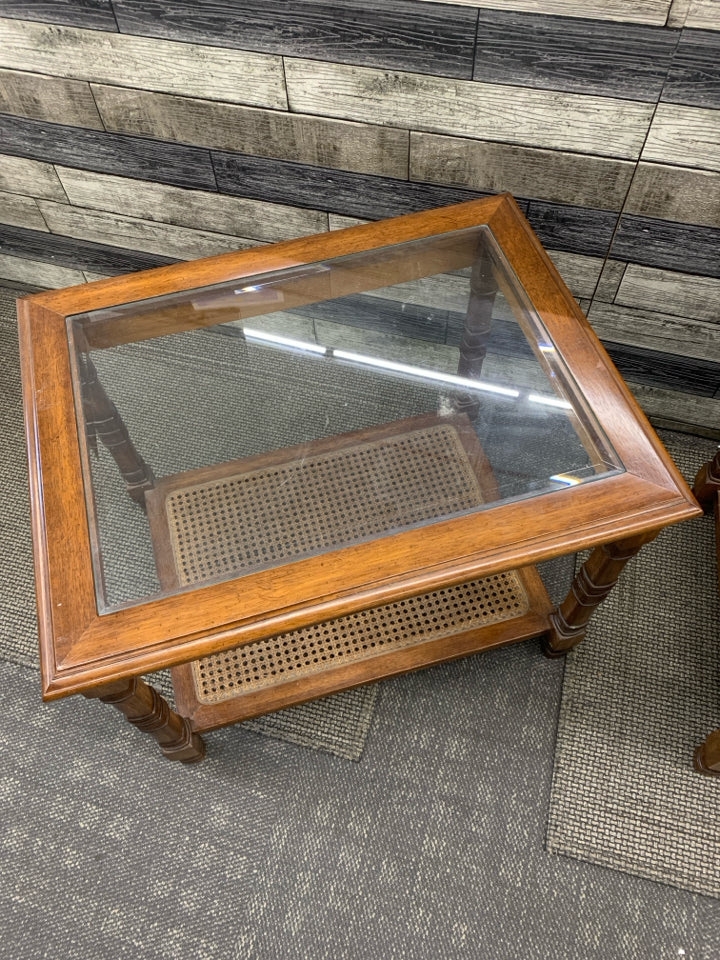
[693,729,720,777]
[544,531,658,657]
[85,677,206,763]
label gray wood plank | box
[0,153,67,200]
[111,0,477,79]
[0,67,103,129]
[611,215,720,278]
[92,84,409,178]
[0,223,175,273]
[686,0,720,29]
[526,202,617,258]
[284,59,654,160]
[643,103,720,171]
[0,189,48,231]
[588,300,720,361]
[616,263,720,322]
[55,167,328,243]
[37,200,261,261]
[0,0,117,31]
[594,260,627,302]
[409,132,634,210]
[667,0,693,27]
[473,10,677,101]
[0,114,218,191]
[0,251,86,287]
[0,17,287,110]
[546,251,603,299]
[212,152,495,220]
[631,383,720,433]
[413,0,672,26]
[624,162,720,227]
[604,341,718,395]
[663,28,720,109]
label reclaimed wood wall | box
[0,0,718,431]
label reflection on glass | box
[68,224,623,613]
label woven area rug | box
[548,431,720,898]
[0,286,376,761]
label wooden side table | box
[17,194,701,764]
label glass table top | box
[68,223,623,613]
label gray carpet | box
[548,431,720,899]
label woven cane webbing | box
[165,423,484,587]
[192,572,529,704]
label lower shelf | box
[171,564,552,733]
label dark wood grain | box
[602,341,720,397]
[112,0,477,78]
[212,151,500,219]
[0,223,175,275]
[0,0,117,30]
[611,215,720,279]
[0,114,218,191]
[474,9,677,101]
[663,28,720,109]
[526,201,618,258]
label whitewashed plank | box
[37,201,262,261]
[92,84,409,178]
[0,17,287,109]
[0,154,66,201]
[0,189,49,231]
[594,260,627,302]
[686,0,720,29]
[413,0,671,25]
[284,59,654,160]
[616,264,720,323]
[588,300,720,361]
[624,162,720,227]
[329,214,370,231]
[83,271,112,283]
[0,252,85,288]
[667,0,692,26]
[0,68,103,129]
[643,104,720,172]
[410,132,634,210]
[547,250,603,299]
[55,167,327,243]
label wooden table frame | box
[17,194,701,764]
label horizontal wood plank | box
[92,83,409,178]
[616,263,720,323]
[604,341,718,396]
[55,167,328,243]
[212,152,492,220]
[0,153,67,201]
[594,260,627,302]
[0,190,48,232]
[473,9,677,101]
[685,0,720,30]
[611,214,720,278]
[632,383,720,434]
[0,67,103,129]
[0,223,175,274]
[412,0,672,26]
[284,58,654,160]
[0,0,117,30]
[409,131,634,210]
[0,251,85,288]
[624,162,720,227]
[0,17,287,110]
[37,201,261,261]
[667,0,692,28]
[589,300,720,361]
[643,103,720,171]
[0,114,218,191]
[525,201,617,258]
[112,0,478,78]
[663,28,720,108]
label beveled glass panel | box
[68,225,623,612]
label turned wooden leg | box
[542,531,659,657]
[84,676,206,763]
[79,354,155,506]
[692,449,720,512]
[694,728,720,777]
[453,244,496,420]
